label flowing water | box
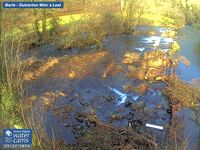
[24,26,200,149]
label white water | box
[142,36,174,47]
[135,47,145,52]
[109,87,139,105]
[159,28,171,33]
[143,36,161,46]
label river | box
[23,25,200,149]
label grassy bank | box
[0,36,24,146]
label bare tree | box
[121,0,144,31]
[41,9,47,42]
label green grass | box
[0,84,23,128]
[5,13,82,38]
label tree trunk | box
[33,9,41,45]
[120,0,124,12]
[42,9,47,43]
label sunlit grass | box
[5,13,83,38]
[140,13,176,28]
[58,14,82,25]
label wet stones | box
[156,104,165,110]
[76,116,84,123]
[110,114,122,121]
[166,108,172,114]
[122,52,141,64]
[131,101,145,111]
[75,112,97,125]
[143,107,155,114]
[52,104,74,118]
[125,100,132,107]
[75,125,82,130]
[64,122,73,127]
[104,95,115,102]
[126,113,132,120]
[75,93,80,98]
[39,91,68,110]
[85,120,95,128]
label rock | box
[68,71,76,79]
[133,119,143,125]
[85,121,92,128]
[167,108,172,114]
[105,95,115,102]
[126,113,132,120]
[76,126,82,130]
[69,99,74,102]
[64,123,73,127]
[143,107,154,113]
[111,114,122,121]
[131,101,145,111]
[128,121,132,128]
[161,106,166,110]
[76,116,84,123]
[125,100,132,107]
[156,105,162,109]
[191,78,200,88]
[75,93,80,98]
[172,104,181,117]
[65,104,74,113]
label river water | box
[24,26,200,149]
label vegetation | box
[163,76,200,108]
[181,0,200,30]
[75,127,158,150]
[1,0,200,149]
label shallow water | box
[176,26,200,81]
[25,26,200,149]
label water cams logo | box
[2,129,32,148]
